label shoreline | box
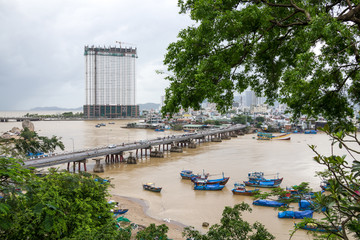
[110,194,187,240]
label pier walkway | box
[23,125,246,170]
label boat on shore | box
[143,183,162,192]
[113,209,129,215]
[232,183,259,196]
[180,170,209,180]
[193,181,225,191]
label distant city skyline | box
[0,0,193,111]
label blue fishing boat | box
[253,199,287,207]
[113,209,129,215]
[155,128,164,132]
[295,223,342,233]
[244,180,281,188]
[193,180,225,191]
[304,130,317,134]
[180,170,209,180]
[191,173,229,185]
[278,210,313,219]
[247,172,283,184]
[232,183,259,196]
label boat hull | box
[232,189,256,196]
[194,183,225,191]
[244,181,281,188]
[192,177,229,185]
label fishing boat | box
[155,128,164,132]
[320,180,331,191]
[295,223,342,233]
[191,172,229,185]
[244,180,281,188]
[232,183,259,196]
[247,172,283,184]
[143,183,162,192]
[257,132,291,140]
[278,210,313,219]
[193,180,225,191]
[113,209,129,215]
[253,199,287,207]
[180,170,209,180]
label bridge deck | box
[23,125,246,168]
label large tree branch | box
[337,4,360,23]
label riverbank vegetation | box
[24,112,84,119]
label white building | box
[83,45,139,118]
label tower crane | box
[116,41,136,48]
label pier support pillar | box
[93,158,104,173]
[126,152,137,164]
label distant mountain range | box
[30,103,160,112]
[30,106,83,111]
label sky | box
[0,0,193,111]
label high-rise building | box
[83,45,139,118]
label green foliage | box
[183,203,275,240]
[232,115,253,124]
[1,127,65,159]
[136,223,169,240]
[24,112,84,119]
[0,167,120,240]
[162,0,360,128]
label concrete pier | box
[150,147,164,158]
[93,158,104,173]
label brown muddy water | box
[0,119,349,239]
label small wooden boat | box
[232,183,259,196]
[244,180,281,188]
[193,181,225,191]
[143,183,162,192]
[295,223,342,233]
[253,199,287,207]
[113,209,129,215]
[278,210,313,219]
[180,170,209,180]
[257,132,291,140]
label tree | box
[162,0,360,128]
[183,202,275,240]
[0,127,65,159]
[136,223,169,240]
[0,167,123,240]
[162,1,360,239]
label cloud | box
[0,0,193,110]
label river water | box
[0,117,348,240]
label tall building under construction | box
[83,45,139,118]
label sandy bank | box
[110,195,187,240]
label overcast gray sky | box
[0,0,193,111]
